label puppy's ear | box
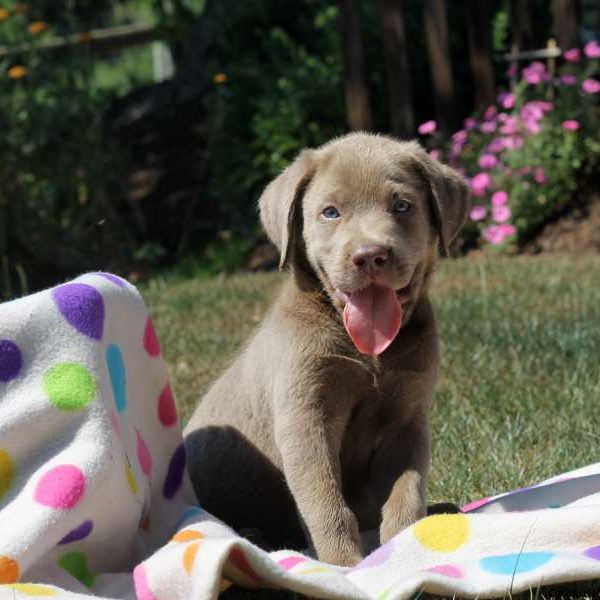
[258,150,316,270]
[418,152,471,256]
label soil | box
[523,193,600,255]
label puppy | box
[184,133,469,566]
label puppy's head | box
[259,133,470,355]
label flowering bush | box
[419,40,600,249]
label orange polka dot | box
[183,542,200,575]
[0,556,19,583]
[172,529,203,543]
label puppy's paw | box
[315,508,363,566]
[380,494,426,545]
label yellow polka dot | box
[3,583,57,596]
[0,449,15,501]
[125,462,138,496]
[172,529,203,543]
[296,566,330,575]
[412,513,470,552]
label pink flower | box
[482,224,516,245]
[562,119,580,130]
[470,172,492,197]
[534,167,547,184]
[499,224,516,236]
[478,154,498,169]
[499,116,519,135]
[487,138,507,153]
[559,73,577,85]
[418,120,437,135]
[492,205,512,223]
[519,166,532,175]
[451,130,468,144]
[464,117,477,130]
[484,106,497,120]
[491,191,508,207]
[564,48,580,62]
[480,120,497,134]
[582,78,600,94]
[520,102,544,122]
[506,63,518,78]
[503,136,524,150]
[470,205,487,221]
[584,40,600,59]
[522,62,549,84]
[428,149,441,160]
[497,92,516,109]
[524,119,541,135]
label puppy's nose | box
[351,245,390,270]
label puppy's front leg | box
[275,408,363,566]
[376,419,430,545]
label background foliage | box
[0,0,598,298]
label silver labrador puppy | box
[184,132,470,566]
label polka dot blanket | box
[2,273,600,600]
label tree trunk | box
[423,0,456,133]
[466,1,496,112]
[337,0,374,131]
[510,0,535,50]
[552,0,579,51]
[377,0,414,138]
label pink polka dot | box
[143,319,161,357]
[426,564,463,578]
[136,430,153,477]
[133,564,158,600]
[461,497,490,512]
[109,411,121,438]
[158,384,177,427]
[278,556,307,570]
[34,465,85,509]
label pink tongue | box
[343,285,402,355]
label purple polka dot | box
[584,545,600,561]
[59,520,94,544]
[163,444,186,500]
[0,340,22,382]
[95,272,126,288]
[52,284,104,340]
[351,540,394,570]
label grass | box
[141,256,600,598]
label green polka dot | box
[0,449,15,501]
[58,552,95,588]
[44,363,96,411]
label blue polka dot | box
[106,344,127,412]
[176,506,206,528]
[480,552,554,575]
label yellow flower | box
[0,8,9,21]
[28,20,49,35]
[213,72,227,84]
[7,65,27,79]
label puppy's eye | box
[392,197,411,213]
[322,206,340,219]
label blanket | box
[1,273,600,600]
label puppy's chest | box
[340,369,415,463]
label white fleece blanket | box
[1,273,600,600]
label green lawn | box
[141,256,600,598]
